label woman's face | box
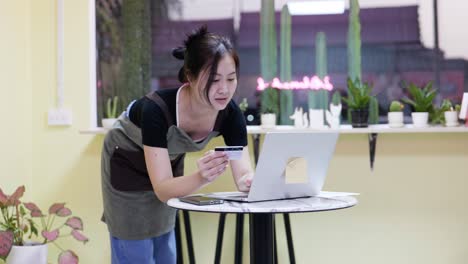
[207,54,237,110]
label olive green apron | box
[101,91,224,240]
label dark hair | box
[172,25,239,104]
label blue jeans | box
[110,230,176,264]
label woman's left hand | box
[237,172,253,192]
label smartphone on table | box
[179,195,224,206]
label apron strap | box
[145,91,184,174]
[145,91,174,127]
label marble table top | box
[167,193,357,214]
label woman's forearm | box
[153,171,208,202]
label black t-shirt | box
[129,88,247,148]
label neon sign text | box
[256,75,334,91]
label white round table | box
[168,195,357,264]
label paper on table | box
[317,191,360,198]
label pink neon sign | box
[256,75,334,91]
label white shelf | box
[80,124,468,135]
[247,124,468,134]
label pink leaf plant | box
[0,231,14,260]
[0,186,88,263]
[58,250,79,264]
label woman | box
[101,25,254,264]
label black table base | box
[214,213,296,264]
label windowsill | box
[79,127,109,134]
[79,124,468,135]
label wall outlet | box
[48,108,72,126]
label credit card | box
[214,146,243,160]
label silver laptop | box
[207,132,339,202]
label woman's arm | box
[144,146,229,202]
[229,147,254,192]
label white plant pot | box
[308,109,325,129]
[444,111,459,126]
[6,242,47,264]
[260,113,276,129]
[387,112,404,128]
[411,112,429,127]
[102,118,118,129]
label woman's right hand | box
[196,150,229,182]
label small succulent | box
[239,98,248,113]
[402,82,436,113]
[261,86,279,114]
[342,78,373,110]
[389,100,404,112]
[430,99,453,124]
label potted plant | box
[429,99,453,126]
[0,186,88,264]
[402,82,436,128]
[387,100,404,128]
[342,78,373,128]
[102,96,119,129]
[260,106,277,129]
[260,86,279,129]
[438,99,461,127]
[239,98,248,113]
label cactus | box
[260,0,279,117]
[331,91,342,106]
[347,0,361,82]
[346,0,362,122]
[316,32,329,121]
[316,32,327,80]
[309,32,329,126]
[106,96,119,118]
[389,100,404,112]
[368,96,379,124]
[309,32,329,111]
[120,0,152,109]
[279,4,293,125]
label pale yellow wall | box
[1,1,468,264]
[0,0,32,193]
[27,0,110,263]
[0,0,108,263]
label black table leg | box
[250,213,275,264]
[273,215,278,264]
[214,213,226,264]
[235,214,244,264]
[175,212,183,264]
[284,213,296,264]
[182,210,196,264]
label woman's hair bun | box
[184,25,209,50]
[172,47,185,60]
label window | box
[95,0,468,125]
